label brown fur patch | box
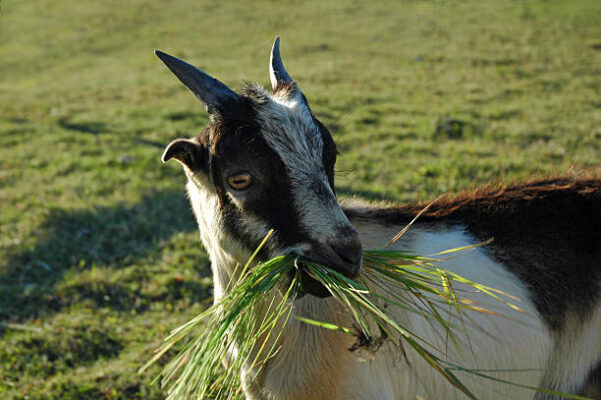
[273,81,297,98]
[373,176,601,219]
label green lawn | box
[1,0,601,398]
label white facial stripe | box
[256,89,351,242]
[187,170,273,286]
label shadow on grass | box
[0,190,200,324]
[58,117,109,135]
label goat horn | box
[269,36,293,91]
[155,50,240,115]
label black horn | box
[155,50,240,115]
[269,37,294,92]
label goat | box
[156,38,601,400]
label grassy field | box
[1,0,601,398]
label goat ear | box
[162,138,205,170]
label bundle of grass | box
[140,231,585,400]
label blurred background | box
[1,0,600,398]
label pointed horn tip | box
[154,50,173,63]
[154,50,185,67]
[271,36,281,55]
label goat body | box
[156,39,601,399]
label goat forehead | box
[255,95,324,176]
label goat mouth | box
[291,256,361,299]
[292,260,333,298]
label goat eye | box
[227,172,253,190]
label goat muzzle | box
[296,231,363,298]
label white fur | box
[393,227,551,399]
[186,172,235,297]
[186,169,259,298]
[540,308,601,397]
